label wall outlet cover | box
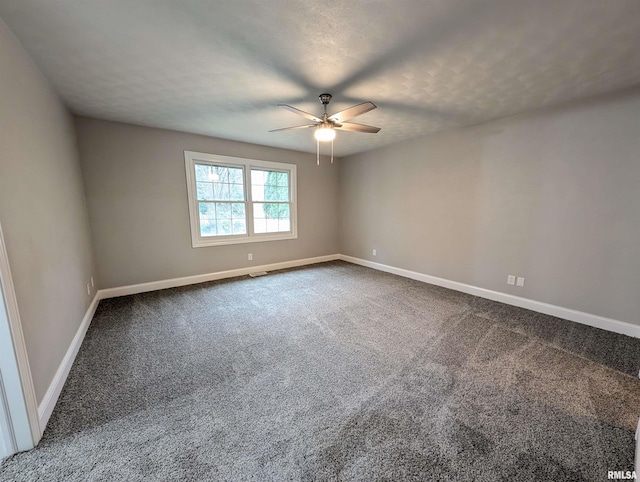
[507,275,516,285]
[516,277,525,287]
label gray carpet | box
[1,261,639,481]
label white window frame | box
[184,151,297,248]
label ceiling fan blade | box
[278,104,322,123]
[335,122,381,133]
[269,124,317,132]
[328,102,377,123]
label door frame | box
[0,220,40,457]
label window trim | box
[184,151,297,248]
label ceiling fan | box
[270,93,381,164]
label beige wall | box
[0,19,96,403]
[339,88,640,325]
[75,117,340,289]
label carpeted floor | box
[1,261,639,481]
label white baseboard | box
[37,293,100,433]
[97,254,340,300]
[339,255,640,339]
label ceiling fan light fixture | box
[314,126,336,142]
[272,93,380,164]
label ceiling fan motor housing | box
[319,93,332,105]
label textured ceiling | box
[1,0,640,156]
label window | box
[185,151,297,247]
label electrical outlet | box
[507,275,516,285]
[372,249,377,256]
[248,253,253,261]
[516,277,525,287]
[86,283,91,296]
[90,276,94,287]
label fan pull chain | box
[331,138,334,163]
[317,139,320,165]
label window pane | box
[228,167,243,183]
[252,169,290,203]
[251,170,265,202]
[217,219,232,235]
[230,183,244,201]
[279,204,290,219]
[278,218,290,232]
[251,170,265,186]
[196,182,214,201]
[199,201,247,237]
[195,164,211,182]
[253,218,267,233]
[213,182,231,200]
[263,184,286,201]
[232,219,247,235]
[195,163,245,203]
[253,203,290,233]
[231,203,245,218]
[198,202,216,219]
[270,186,288,202]
[252,183,265,202]
[264,203,289,220]
[253,203,265,219]
[196,164,228,183]
[216,202,232,219]
[264,170,278,187]
[275,172,288,187]
[200,219,216,237]
[213,166,229,183]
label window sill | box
[192,233,298,248]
